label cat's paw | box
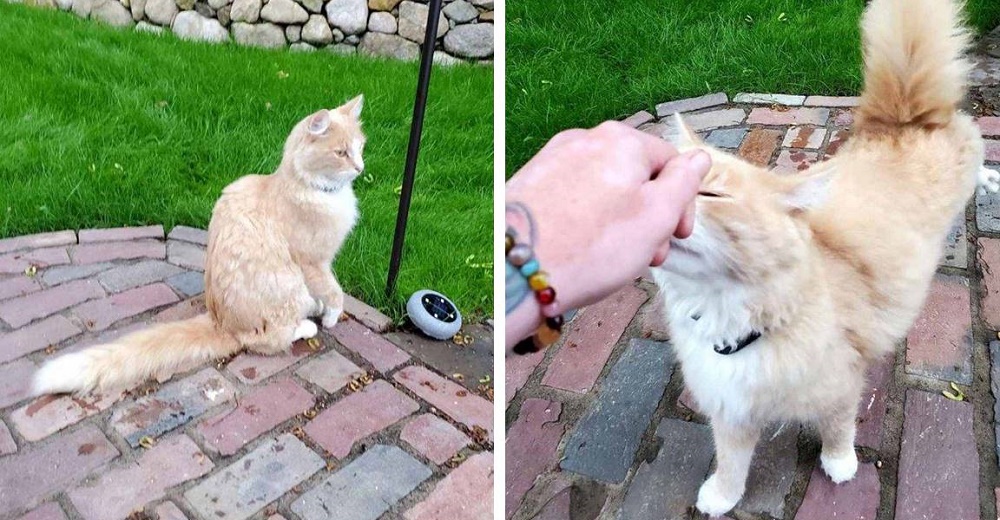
[321,306,343,329]
[978,166,1000,195]
[821,450,858,484]
[293,320,318,341]
[695,475,740,517]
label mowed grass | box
[507,0,1000,173]
[0,3,493,318]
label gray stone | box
[166,271,204,297]
[733,92,806,105]
[367,10,395,33]
[359,33,418,60]
[739,424,799,518]
[97,260,184,293]
[40,263,114,286]
[135,20,164,32]
[442,0,476,22]
[468,0,490,8]
[185,434,324,520]
[291,445,431,520]
[442,22,491,59]
[705,127,748,149]
[261,0,307,23]
[205,0,228,9]
[344,34,359,44]
[896,390,979,520]
[433,50,462,66]
[285,24,301,42]
[327,43,356,54]
[940,216,968,268]
[88,0,135,26]
[385,324,492,391]
[228,0,260,23]
[398,1,447,44]
[193,1,213,16]
[295,0,320,12]
[129,0,145,19]
[655,92,728,117]
[971,55,1000,87]
[144,0,178,24]
[301,14,333,45]
[231,22,286,47]
[619,419,713,520]
[621,110,654,128]
[216,3,230,24]
[991,341,1000,468]
[560,339,674,483]
[977,188,1000,233]
[172,10,228,42]
[367,0,399,11]
[109,368,236,447]
[290,42,316,51]
[325,0,367,34]
[332,27,344,41]
[175,0,194,9]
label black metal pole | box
[385,0,443,297]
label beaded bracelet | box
[506,228,565,354]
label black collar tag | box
[691,315,762,355]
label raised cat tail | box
[32,314,240,395]
[855,0,973,131]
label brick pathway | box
[0,224,494,520]
[506,28,1000,520]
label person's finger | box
[590,122,680,181]
[650,243,671,266]
[674,201,696,238]
[643,150,711,234]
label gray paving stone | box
[109,368,236,447]
[940,216,968,268]
[739,424,799,518]
[992,340,1000,468]
[619,419,713,520]
[977,189,1000,233]
[291,444,430,520]
[385,323,492,391]
[560,339,674,483]
[39,263,114,286]
[733,92,806,105]
[622,111,655,128]
[896,390,979,520]
[705,128,748,149]
[167,226,208,246]
[655,93,727,117]
[97,260,184,293]
[185,434,324,520]
[166,271,204,297]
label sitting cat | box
[33,95,366,395]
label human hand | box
[505,121,711,346]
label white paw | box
[695,475,740,517]
[321,306,343,329]
[820,450,858,484]
[978,166,1000,194]
[293,320,318,341]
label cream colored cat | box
[651,0,998,516]
[33,96,366,395]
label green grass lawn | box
[506,0,1000,173]
[0,3,493,319]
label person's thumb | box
[644,149,711,233]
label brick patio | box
[0,224,494,520]
[505,28,1000,520]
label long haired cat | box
[651,0,999,516]
[33,96,367,395]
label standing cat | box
[651,0,999,516]
[33,96,367,395]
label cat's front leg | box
[697,417,761,517]
[302,264,345,329]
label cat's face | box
[290,95,367,188]
[661,114,831,284]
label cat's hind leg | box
[818,403,859,483]
[978,165,999,194]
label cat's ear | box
[665,113,702,148]
[308,109,331,135]
[341,94,364,120]
[783,170,833,211]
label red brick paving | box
[0,225,492,519]
[404,452,494,520]
[395,365,493,439]
[738,128,784,166]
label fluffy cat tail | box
[32,314,240,396]
[855,0,973,130]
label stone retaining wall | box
[10,0,494,62]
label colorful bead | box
[505,234,514,254]
[520,259,540,277]
[540,301,561,318]
[528,272,548,290]
[508,244,532,267]
[545,314,564,330]
[532,322,561,348]
[536,286,555,304]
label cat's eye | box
[698,191,727,198]
[335,149,347,157]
